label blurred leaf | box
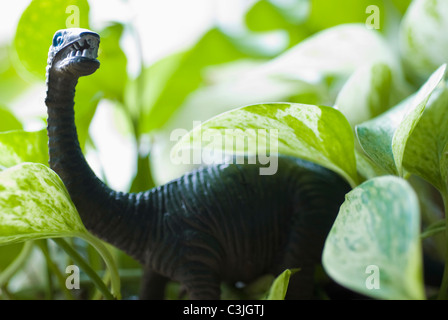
[392,0,412,14]
[258,24,399,85]
[0,46,30,105]
[335,63,393,128]
[244,0,310,47]
[129,154,155,193]
[400,0,448,83]
[124,51,184,129]
[355,149,389,181]
[142,28,266,133]
[356,64,446,176]
[14,0,90,80]
[0,129,48,169]
[323,176,424,300]
[308,0,385,32]
[92,23,128,102]
[0,106,23,132]
[172,102,358,187]
[246,0,293,32]
[265,0,309,25]
[0,163,86,245]
[0,241,34,289]
[0,243,24,271]
[403,84,448,192]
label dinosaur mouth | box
[65,36,99,60]
[58,34,100,75]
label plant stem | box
[54,237,116,300]
[37,240,74,300]
[437,191,448,300]
[0,241,34,288]
[76,233,122,299]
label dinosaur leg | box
[276,237,317,299]
[177,263,221,300]
[183,276,221,300]
[139,267,170,300]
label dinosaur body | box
[45,29,350,299]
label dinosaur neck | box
[45,71,151,259]
[46,72,90,198]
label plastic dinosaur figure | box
[45,28,350,299]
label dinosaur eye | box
[53,32,64,47]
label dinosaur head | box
[47,28,100,78]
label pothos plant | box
[0,0,447,300]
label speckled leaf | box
[14,0,90,79]
[0,129,48,169]
[403,84,448,192]
[322,176,424,300]
[400,0,448,82]
[335,63,393,128]
[172,103,358,187]
[0,163,87,245]
[356,64,446,176]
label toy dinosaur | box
[45,28,350,299]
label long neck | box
[45,71,151,260]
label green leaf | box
[14,0,90,80]
[0,163,86,245]
[400,0,448,83]
[355,149,389,181]
[403,84,448,192]
[244,0,310,47]
[172,102,358,187]
[335,63,393,128]
[266,269,298,300]
[0,45,30,105]
[245,0,295,32]
[322,176,424,300]
[124,51,184,132]
[308,0,385,32]
[0,106,23,132]
[356,64,446,176]
[0,129,48,169]
[90,23,128,103]
[392,0,412,14]
[0,243,24,271]
[0,164,121,298]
